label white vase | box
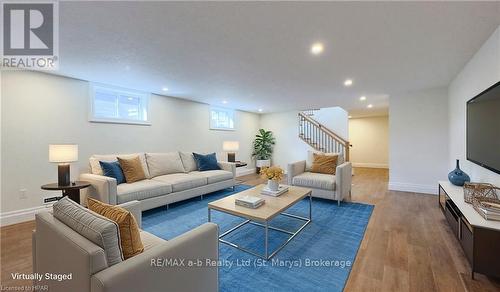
[267,179,279,191]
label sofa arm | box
[287,160,306,185]
[34,212,108,292]
[336,162,352,202]
[91,223,219,292]
[80,173,118,205]
[118,201,142,228]
[218,161,236,178]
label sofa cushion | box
[193,152,221,171]
[87,198,144,259]
[90,153,151,178]
[306,150,344,171]
[140,230,165,251]
[152,173,207,192]
[117,180,172,204]
[99,161,125,184]
[52,197,123,266]
[292,172,336,191]
[191,170,233,184]
[118,156,147,183]
[146,152,186,177]
[179,152,198,172]
[311,153,338,175]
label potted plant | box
[252,129,275,172]
[260,166,284,191]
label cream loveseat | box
[80,152,236,211]
[32,199,218,292]
[287,151,352,206]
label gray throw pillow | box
[53,197,123,266]
[146,152,186,177]
[179,151,198,172]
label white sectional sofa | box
[80,152,236,211]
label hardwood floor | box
[1,168,499,291]
[344,168,500,292]
[1,220,35,288]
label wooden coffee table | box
[208,184,312,259]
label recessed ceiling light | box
[162,87,168,92]
[258,109,263,112]
[222,100,228,104]
[344,79,353,86]
[367,104,373,108]
[310,42,324,55]
[348,115,352,119]
[359,96,366,101]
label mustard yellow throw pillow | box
[118,156,146,183]
[87,198,144,259]
[311,153,338,175]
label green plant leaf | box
[252,129,275,160]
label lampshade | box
[222,141,239,152]
[49,144,78,163]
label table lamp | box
[49,144,78,186]
[222,141,239,162]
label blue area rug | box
[143,185,373,292]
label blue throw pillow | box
[192,152,221,171]
[99,161,125,184]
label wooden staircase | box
[301,109,319,117]
[298,111,351,161]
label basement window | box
[210,107,235,130]
[90,84,150,125]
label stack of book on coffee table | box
[235,195,265,209]
[261,185,289,197]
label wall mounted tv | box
[466,80,500,175]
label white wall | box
[259,107,348,169]
[448,25,500,186]
[389,87,449,194]
[1,71,260,215]
[313,107,349,140]
[349,116,389,168]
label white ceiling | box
[55,1,500,114]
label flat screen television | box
[466,80,500,174]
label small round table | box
[235,161,248,168]
[41,181,90,204]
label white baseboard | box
[388,181,437,195]
[0,204,53,227]
[236,167,256,177]
[352,162,388,169]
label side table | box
[235,161,248,168]
[41,181,90,204]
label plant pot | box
[267,179,279,191]
[256,159,271,174]
[256,159,271,168]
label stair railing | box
[298,111,351,161]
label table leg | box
[309,192,312,220]
[63,189,80,204]
[265,221,269,259]
[208,208,211,222]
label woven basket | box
[463,182,500,204]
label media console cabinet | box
[438,181,500,279]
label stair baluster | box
[297,111,350,161]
